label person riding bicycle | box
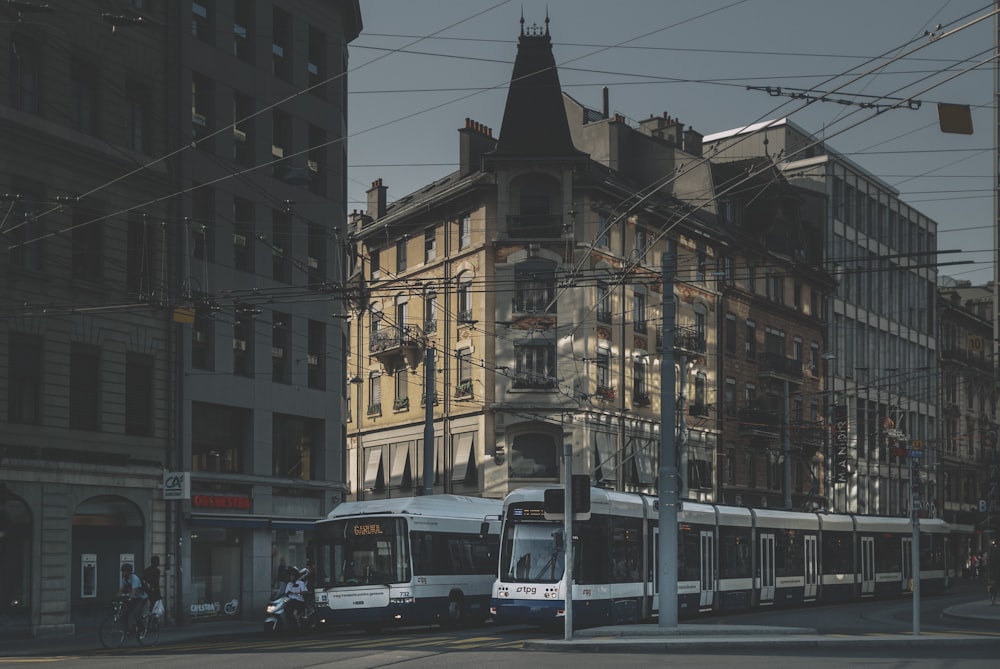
[117,563,148,635]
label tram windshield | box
[503,523,565,583]
[316,517,411,587]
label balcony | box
[513,373,556,390]
[633,391,651,408]
[688,403,710,418]
[369,324,425,370]
[757,351,803,382]
[675,326,707,355]
[738,402,780,435]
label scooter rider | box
[283,566,307,629]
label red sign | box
[192,494,251,510]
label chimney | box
[639,112,684,146]
[459,118,498,177]
[367,179,387,219]
[683,126,703,157]
[602,87,609,119]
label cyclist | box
[117,563,148,635]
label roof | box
[325,494,502,521]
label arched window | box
[509,432,557,478]
[513,259,556,314]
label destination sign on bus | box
[351,522,384,536]
[510,506,546,519]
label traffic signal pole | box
[563,442,574,640]
[658,253,679,628]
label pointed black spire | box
[495,18,582,158]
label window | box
[126,215,153,297]
[725,313,736,354]
[233,310,253,377]
[423,290,438,334]
[513,260,555,313]
[509,432,557,478]
[191,73,213,146]
[595,213,609,248]
[126,82,150,153]
[368,371,382,415]
[370,248,380,280]
[192,1,213,43]
[632,359,648,405]
[633,293,646,334]
[233,0,252,62]
[272,208,291,282]
[70,343,101,431]
[725,377,736,416]
[767,273,782,303]
[192,402,247,473]
[596,345,610,391]
[8,182,44,271]
[7,334,42,425]
[456,348,472,396]
[307,320,325,390]
[634,225,648,259]
[597,281,612,323]
[696,249,707,283]
[424,227,437,263]
[272,109,291,175]
[457,277,473,322]
[792,337,803,363]
[745,320,756,359]
[272,7,291,81]
[192,308,214,370]
[307,223,325,288]
[70,57,99,135]
[514,342,556,389]
[511,180,558,237]
[458,214,471,249]
[233,197,254,272]
[394,365,409,410]
[693,373,707,413]
[308,124,326,195]
[272,312,291,384]
[273,413,319,480]
[191,186,214,261]
[125,353,153,436]
[746,262,757,293]
[72,204,104,281]
[396,237,407,273]
[233,92,254,165]
[307,26,326,97]
[9,35,40,114]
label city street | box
[3,581,997,668]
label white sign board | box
[163,471,191,500]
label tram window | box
[773,530,801,578]
[718,527,751,579]
[874,535,901,572]
[574,520,610,584]
[678,531,701,582]
[610,517,642,583]
[822,531,851,574]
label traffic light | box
[542,475,591,515]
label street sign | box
[909,450,923,459]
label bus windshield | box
[316,517,411,587]
[503,523,565,583]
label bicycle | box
[99,597,160,648]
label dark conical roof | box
[495,20,582,157]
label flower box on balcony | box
[393,397,409,411]
[596,386,616,401]
[633,392,651,407]
[367,403,382,416]
[455,380,473,397]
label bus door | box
[700,530,715,609]
[860,536,875,595]
[759,533,775,603]
[901,536,913,593]
[804,534,818,600]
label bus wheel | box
[445,594,465,627]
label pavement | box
[0,590,998,657]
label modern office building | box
[706,120,940,517]
[0,0,360,636]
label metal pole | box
[783,378,792,509]
[910,454,921,636]
[563,442,574,640]
[658,252,679,628]
[422,347,435,496]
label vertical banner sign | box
[833,404,850,484]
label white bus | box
[313,495,502,630]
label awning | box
[634,438,656,485]
[271,519,320,531]
[190,514,270,529]
[389,443,410,488]
[452,432,475,482]
[364,447,384,490]
[594,431,615,481]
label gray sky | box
[347,0,997,285]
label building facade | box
[937,279,998,559]
[0,0,360,636]
[705,120,940,517]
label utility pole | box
[422,347,435,496]
[658,252,679,628]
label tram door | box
[759,533,775,603]
[700,530,715,609]
[901,537,913,593]
[860,536,875,595]
[804,534,818,600]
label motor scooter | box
[264,592,316,634]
